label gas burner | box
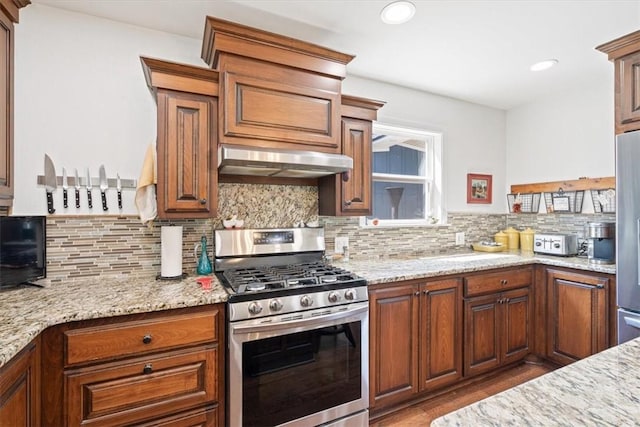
[246,283,266,292]
[320,276,338,283]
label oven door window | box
[242,321,362,426]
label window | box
[365,123,443,226]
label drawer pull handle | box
[142,334,152,344]
[143,363,153,374]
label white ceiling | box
[32,0,640,110]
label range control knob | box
[328,291,340,303]
[269,299,283,312]
[300,295,313,308]
[248,302,263,315]
[344,289,357,301]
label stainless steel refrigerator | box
[616,130,640,344]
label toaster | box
[533,233,578,256]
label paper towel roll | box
[161,226,183,278]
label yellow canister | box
[504,227,520,250]
[494,231,508,248]
[520,227,535,253]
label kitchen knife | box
[62,168,68,209]
[74,169,81,208]
[99,165,108,211]
[86,168,93,209]
[44,154,57,214]
[116,173,122,209]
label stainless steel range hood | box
[218,144,353,178]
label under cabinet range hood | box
[218,144,353,178]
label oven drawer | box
[64,311,219,366]
[464,268,532,297]
[65,345,217,426]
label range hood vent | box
[218,145,353,178]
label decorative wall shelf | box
[510,177,614,194]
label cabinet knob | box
[199,198,207,205]
[414,291,420,296]
[143,363,153,374]
[423,289,429,295]
[500,279,508,285]
[142,334,152,344]
[344,200,352,206]
[341,171,351,182]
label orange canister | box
[519,228,535,253]
[494,231,508,248]
[504,227,520,250]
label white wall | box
[13,4,508,216]
[505,78,615,213]
[14,4,204,215]
[343,76,507,213]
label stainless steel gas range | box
[214,227,369,427]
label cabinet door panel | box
[157,90,217,218]
[547,269,608,365]
[66,346,216,426]
[502,287,531,365]
[369,284,419,408]
[0,341,40,427]
[464,295,500,377]
[619,51,640,130]
[341,118,371,215]
[420,279,462,391]
[0,10,13,205]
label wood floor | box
[369,362,553,426]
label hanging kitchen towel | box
[135,143,157,225]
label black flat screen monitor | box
[0,216,46,288]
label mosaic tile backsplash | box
[42,183,617,283]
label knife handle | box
[87,189,93,209]
[117,191,122,209]
[75,189,80,208]
[63,189,68,209]
[101,191,108,211]
[47,191,55,214]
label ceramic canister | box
[520,227,535,253]
[504,227,520,250]
[494,231,508,248]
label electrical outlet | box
[335,236,349,253]
[455,232,465,246]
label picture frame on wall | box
[467,173,492,204]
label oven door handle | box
[231,303,368,335]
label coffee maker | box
[586,222,615,264]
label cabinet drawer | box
[65,311,219,366]
[65,346,217,426]
[464,268,532,297]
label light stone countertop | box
[0,251,615,370]
[430,336,640,426]
[0,275,227,369]
[339,252,615,285]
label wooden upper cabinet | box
[0,0,30,210]
[318,95,385,216]
[140,57,219,218]
[201,16,354,153]
[597,30,640,134]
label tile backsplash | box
[42,183,616,283]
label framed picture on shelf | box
[467,173,492,204]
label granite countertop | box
[341,252,616,285]
[0,251,615,370]
[430,336,640,426]
[0,275,227,369]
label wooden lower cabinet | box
[463,287,532,377]
[545,268,612,365]
[41,305,224,427]
[369,279,462,410]
[0,337,40,427]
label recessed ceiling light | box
[530,59,559,72]
[381,1,416,25]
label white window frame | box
[361,123,444,227]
